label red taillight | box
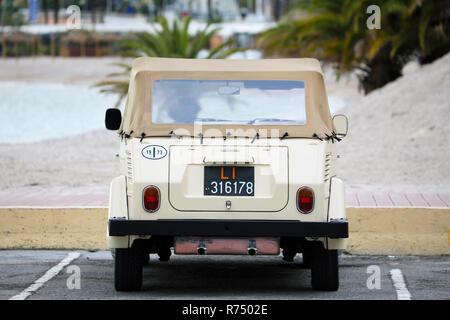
[143,186,160,212]
[297,187,314,214]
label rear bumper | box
[108,219,348,239]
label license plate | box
[204,166,254,196]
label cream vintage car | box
[105,58,348,292]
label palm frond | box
[97,17,240,106]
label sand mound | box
[337,53,450,192]
[0,130,119,193]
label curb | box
[0,208,107,250]
[0,207,449,255]
[346,207,450,255]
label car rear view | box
[105,58,349,292]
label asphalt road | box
[0,250,449,300]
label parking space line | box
[9,252,80,300]
[390,269,411,300]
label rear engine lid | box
[169,145,288,212]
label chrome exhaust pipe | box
[197,240,207,255]
[247,240,258,256]
[174,237,280,255]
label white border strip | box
[0,206,107,209]
[1,205,448,210]
[9,252,80,300]
[390,269,412,300]
[346,205,449,209]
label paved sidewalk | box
[346,191,450,208]
[0,190,449,208]
[0,190,108,207]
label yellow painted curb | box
[347,207,450,255]
[0,207,449,255]
[0,208,108,250]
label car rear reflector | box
[297,187,314,214]
[143,186,160,212]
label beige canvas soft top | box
[119,57,335,139]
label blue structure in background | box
[28,0,39,23]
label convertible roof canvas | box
[119,57,335,139]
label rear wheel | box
[114,247,143,291]
[142,252,150,266]
[310,244,339,291]
[302,248,312,268]
[157,247,172,262]
[282,248,296,262]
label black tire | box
[157,247,171,262]
[114,247,143,291]
[282,248,296,262]
[310,245,339,291]
[142,252,150,266]
[302,248,312,268]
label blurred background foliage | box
[0,0,27,27]
[0,0,448,95]
[95,16,244,107]
[120,16,242,59]
[259,0,450,94]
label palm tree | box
[95,63,131,109]
[366,0,450,64]
[357,0,449,92]
[96,16,245,107]
[258,0,449,94]
[259,0,370,75]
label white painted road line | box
[390,269,412,300]
[9,252,80,300]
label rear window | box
[152,79,306,125]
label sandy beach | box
[0,57,132,85]
[0,55,449,195]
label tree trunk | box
[1,0,5,58]
[359,46,403,94]
[0,0,3,25]
[273,0,281,21]
[99,0,106,23]
[53,0,59,24]
[207,0,213,22]
[88,0,97,24]
[42,0,48,24]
